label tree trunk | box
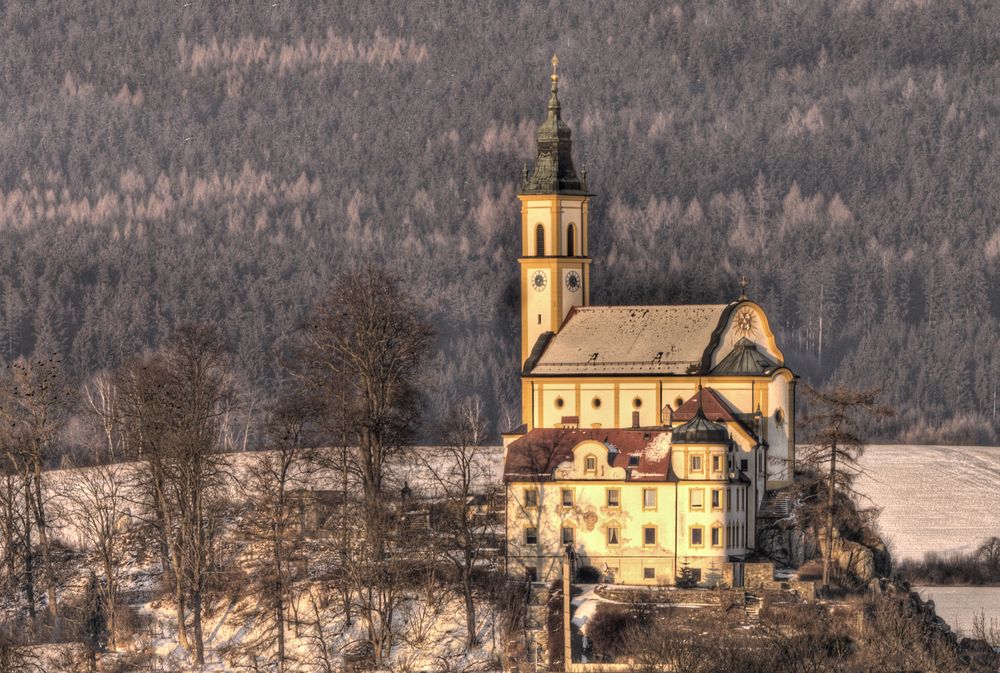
[192,590,204,665]
[274,528,286,672]
[104,556,117,651]
[30,462,58,629]
[822,437,837,590]
[22,484,35,621]
[340,442,352,626]
[174,572,188,651]
[463,574,478,647]
[276,597,285,673]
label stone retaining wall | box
[594,584,745,608]
[744,561,816,600]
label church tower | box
[518,56,592,371]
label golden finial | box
[551,54,559,82]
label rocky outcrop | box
[818,528,892,585]
[866,578,1000,673]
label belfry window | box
[567,224,575,256]
[536,224,545,256]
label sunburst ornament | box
[734,308,756,336]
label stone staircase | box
[744,593,762,624]
[759,490,794,519]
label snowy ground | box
[854,444,1000,561]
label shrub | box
[586,605,653,660]
[576,565,601,583]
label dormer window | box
[584,455,597,473]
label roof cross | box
[738,275,749,300]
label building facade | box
[503,60,797,586]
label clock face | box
[734,308,756,336]
[530,270,547,291]
[565,270,582,293]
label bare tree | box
[281,264,432,502]
[116,354,187,650]
[58,461,134,651]
[116,325,236,665]
[0,465,25,608]
[421,396,495,647]
[0,353,74,632]
[81,371,125,462]
[799,385,892,591]
[0,629,45,673]
[281,266,433,667]
[229,391,320,673]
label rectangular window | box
[524,488,538,508]
[690,489,703,510]
[727,487,732,512]
[643,526,656,546]
[643,567,656,580]
[525,527,538,545]
[711,489,721,510]
[643,488,657,510]
[561,489,574,507]
[690,455,702,472]
[562,527,575,545]
[690,527,703,546]
[607,526,620,546]
[585,456,597,472]
[526,566,538,582]
[711,527,721,547]
[607,489,621,508]
[712,455,721,472]
[740,458,749,472]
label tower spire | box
[522,55,585,194]
[550,54,559,105]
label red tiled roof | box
[669,387,740,423]
[503,428,674,482]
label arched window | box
[535,224,545,256]
[566,223,576,256]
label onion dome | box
[521,55,587,195]
[671,406,731,445]
[711,337,777,375]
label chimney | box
[632,411,640,428]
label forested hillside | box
[0,0,998,440]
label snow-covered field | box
[854,444,1000,562]
[854,445,1000,640]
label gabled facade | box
[503,61,798,587]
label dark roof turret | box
[521,55,588,195]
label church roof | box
[670,408,731,445]
[711,337,778,375]
[671,387,741,423]
[671,387,763,444]
[503,428,674,482]
[521,56,588,195]
[528,305,730,375]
